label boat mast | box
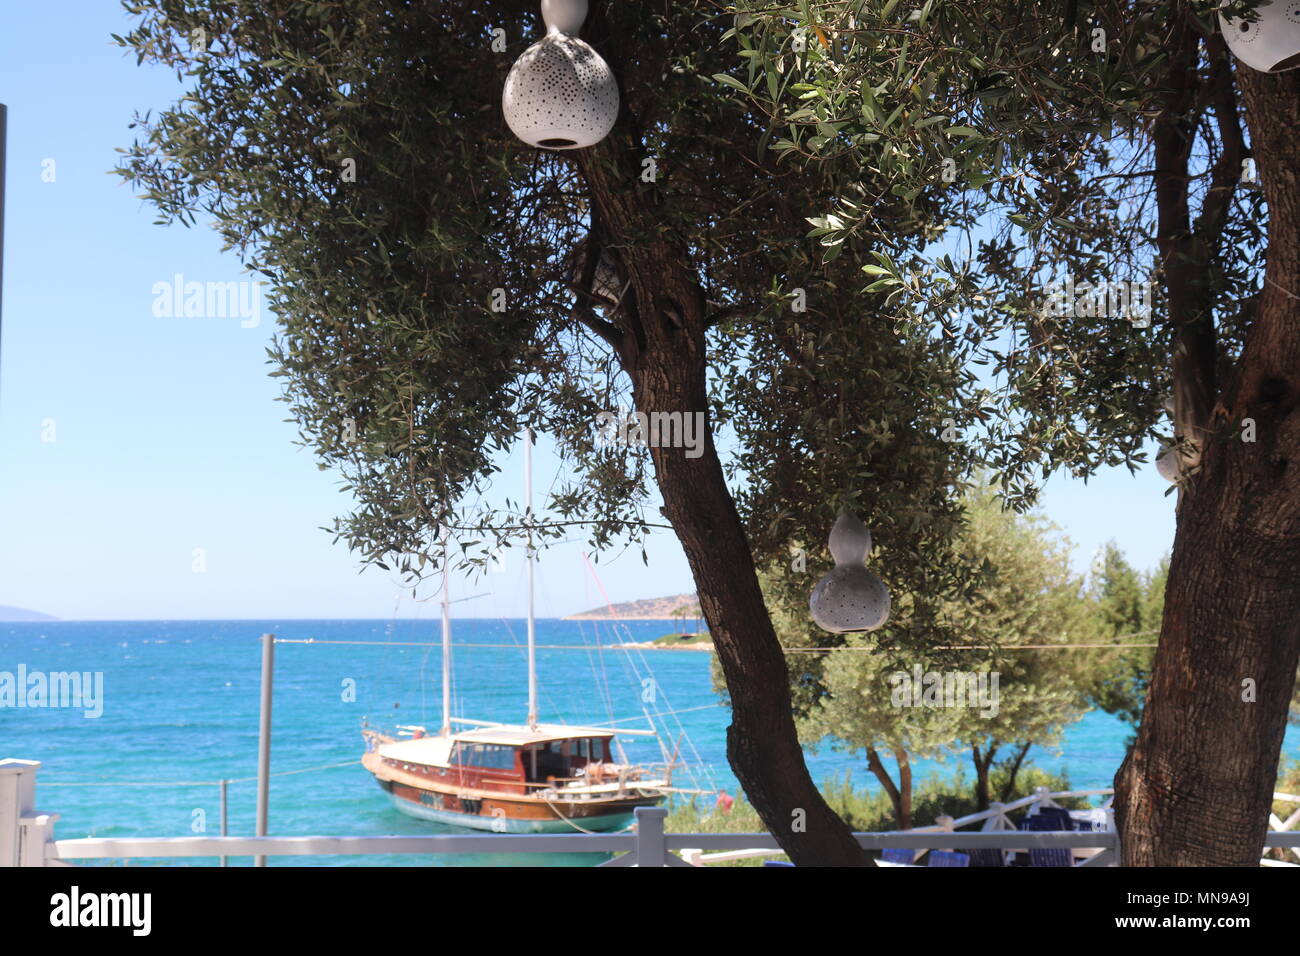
[525,427,538,731]
[440,525,451,738]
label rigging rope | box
[272,637,1159,651]
[41,759,363,788]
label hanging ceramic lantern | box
[1155,396,1179,481]
[1220,1,1300,73]
[568,238,623,304]
[1154,396,1198,482]
[809,511,891,634]
[1156,443,1182,482]
[502,0,620,150]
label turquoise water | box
[4,619,1294,866]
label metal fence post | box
[219,779,229,868]
[255,632,275,867]
[633,806,668,867]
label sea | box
[4,618,1296,866]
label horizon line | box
[0,615,692,623]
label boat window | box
[529,741,567,779]
[452,743,518,771]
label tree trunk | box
[999,741,1033,803]
[972,743,997,811]
[1149,19,1229,473]
[636,340,867,864]
[645,336,869,861]
[573,78,867,866]
[893,748,913,831]
[866,747,906,830]
[1114,61,1300,866]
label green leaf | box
[712,73,750,92]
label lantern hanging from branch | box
[502,0,620,150]
[809,511,891,634]
[1220,1,1300,73]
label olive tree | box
[114,0,990,864]
[732,0,1298,865]
[117,0,1300,866]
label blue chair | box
[879,847,915,865]
[762,860,795,867]
[1020,807,1075,867]
[968,845,1007,867]
[927,850,970,867]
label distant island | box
[0,605,58,622]
[640,631,713,650]
[566,593,702,621]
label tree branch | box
[866,746,905,829]
[1153,13,1218,468]
[569,296,625,351]
[1194,34,1247,252]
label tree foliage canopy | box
[112,0,1296,864]
[729,0,1266,495]
[115,0,1002,653]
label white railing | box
[1270,792,1300,865]
[683,785,1300,866]
[683,785,1116,866]
[6,759,1299,867]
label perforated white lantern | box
[809,511,891,634]
[1220,1,1300,73]
[503,0,619,150]
[1156,396,1179,481]
[1156,443,1182,482]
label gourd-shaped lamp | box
[502,0,620,150]
[1155,395,1189,482]
[1156,443,1182,482]
[809,511,891,634]
[1221,1,1300,73]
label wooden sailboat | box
[361,430,672,832]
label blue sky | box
[0,2,1176,621]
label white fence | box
[5,759,1299,867]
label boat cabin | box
[376,724,619,795]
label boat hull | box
[377,777,658,832]
[384,790,639,833]
[373,773,661,833]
